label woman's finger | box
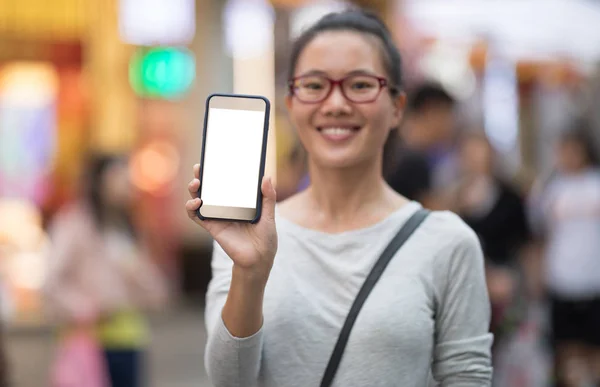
[186,198,218,233]
[260,176,277,223]
[185,198,202,223]
[193,164,200,179]
[188,179,200,199]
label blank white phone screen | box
[201,107,265,208]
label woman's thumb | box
[260,176,277,222]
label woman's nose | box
[320,85,351,116]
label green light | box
[129,47,195,99]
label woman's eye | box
[351,82,374,90]
[303,82,324,90]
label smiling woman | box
[185,9,493,387]
[285,28,402,172]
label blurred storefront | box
[0,0,88,326]
[0,0,232,325]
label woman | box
[531,127,600,387]
[44,155,167,387]
[186,10,493,386]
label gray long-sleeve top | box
[205,202,493,386]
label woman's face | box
[286,31,405,170]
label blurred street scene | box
[5,304,211,387]
[0,0,599,386]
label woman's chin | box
[310,152,368,171]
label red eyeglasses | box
[288,73,394,104]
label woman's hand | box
[186,164,278,281]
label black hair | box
[288,9,402,94]
[287,9,404,174]
[83,153,137,236]
[407,82,456,113]
[559,120,600,167]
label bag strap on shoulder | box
[320,208,431,387]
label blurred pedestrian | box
[452,132,532,359]
[394,82,460,209]
[44,154,168,387]
[454,132,531,268]
[531,124,600,387]
[186,10,492,387]
[386,134,433,205]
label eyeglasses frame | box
[287,74,395,104]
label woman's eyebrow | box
[295,69,328,77]
[295,69,378,78]
[346,69,378,76]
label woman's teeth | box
[320,127,354,135]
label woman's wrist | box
[222,265,269,338]
[231,263,271,289]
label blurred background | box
[0,0,599,386]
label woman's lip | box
[317,126,360,131]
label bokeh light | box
[130,140,180,195]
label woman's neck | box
[304,159,402,225]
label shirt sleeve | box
[204,240,264,387]
[431,226,494,386]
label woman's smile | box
[317,125,362,142]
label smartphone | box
[197,93,270,223]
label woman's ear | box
[391,92,407,128]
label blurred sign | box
[119,0,195,46]
[129,47,195,99]
[224,0,275,59]
[0,0,86,41]
[0,62,58,205]
[0,41,82,66]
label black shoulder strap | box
[320,208,430,387]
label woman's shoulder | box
[424,209,478,238]
[421,209,482,258]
